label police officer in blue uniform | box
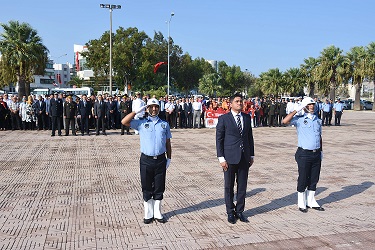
[121,98,172,224]
[333,98,344,126]
[282,97,325,213]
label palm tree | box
[0,21,49,97]
[300,57,319,97]
[198,72,222,97]
[284,67,305,96]
[258,68,284,96]
[316,45,344,99]
[344,46,367,110]
[366,42,375,111]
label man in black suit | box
[34,95,46,130]
[94,94,107,136]
[63,95,77,136]
[77,94,92,136]
[49,93,63,136]
[119,94,132,135]
[216,92,255,224]
[106,96,117,129]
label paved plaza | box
[0,111,374,250]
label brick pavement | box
[0,111,374,249]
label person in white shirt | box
[192,97,202,128]
[131,92,146,134]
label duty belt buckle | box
[153,156,157,160]
[312,149,317,152]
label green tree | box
[344,46,367,110]
[316,45,344,99]
[258,68,284,96]
[300,57,319,97]
[0,21,49,97]
[366,42,375,111]
[199,72,222,97]
[284,67,305,96]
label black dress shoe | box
[299,208,308,213]
[103,132,107,136]
[307,206,325,211]
[235,212,249,222]
[227,213,237,224]
[143,218,153,224]
[155,217,167,223]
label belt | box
[141,153,165,160]
[298,147,321,153]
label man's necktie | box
[236,114,244,151]
[236,114,243,136]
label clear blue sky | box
[1,0,374,77]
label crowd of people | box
[0,92,344,134]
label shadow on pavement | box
[164,187,266,219]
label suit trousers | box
[51,116,62,135]
[80,116,89,134]
[140,153,167,201]
[65,118,76,135]
[295,148,321,192]
[96,116,106,134]
[224,153,250,214]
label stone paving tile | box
[0,111,374,249]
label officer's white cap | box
[302,97,316,106]
[146,98,160,107]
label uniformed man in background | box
[122,98,172,224]
[282,97,325,213]
[63,95,77,136]
[333,98,344,126]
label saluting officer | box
[282,97,325,213]
[121,98,172,224]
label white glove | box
[134,105,146,114]
[166,158,171,169]
[320,151,324,160]
[295,103,305,113]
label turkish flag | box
[153,61,167,74]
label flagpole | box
[167,12,174,98]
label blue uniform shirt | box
[130,117,172,156]
[322,102,331,112]
[290,114,322,150]
[333,102,343,112]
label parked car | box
[360,100,373,110]
[341,100,352,110]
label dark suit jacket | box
[34,100,46,114]
[63,101,77,118]
[77,100,92,117]
[49,98,63,117]
[106,101,117,116]
[216,111,254,165]
[94,101,107,118]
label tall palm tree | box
[316,45,344,99]
[284,67,305,96]
[0,21,48,97]
[300,57,319,97]
[366,42,375,111]
[344,46,367,110]
[258,68,284,96]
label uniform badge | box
[145,124,150,129]
[161,124,166,129]
[303,119,308,125]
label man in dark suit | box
[63,95,77,136]
[77,94,92,136]
[178,98,188,128]
[34,95,46,130]
[94,94,107,136]
[106,96,117,129]
[119,94,132,135]
[49,93,63,136]
[216,92,255,224]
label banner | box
[204,109,228,128]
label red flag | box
[153,61,167,74]
[56,74,61,84]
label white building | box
[74,44,94,80]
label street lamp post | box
[100,3,121,96]
[167,12,174,98]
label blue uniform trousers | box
[140,153,166,201]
